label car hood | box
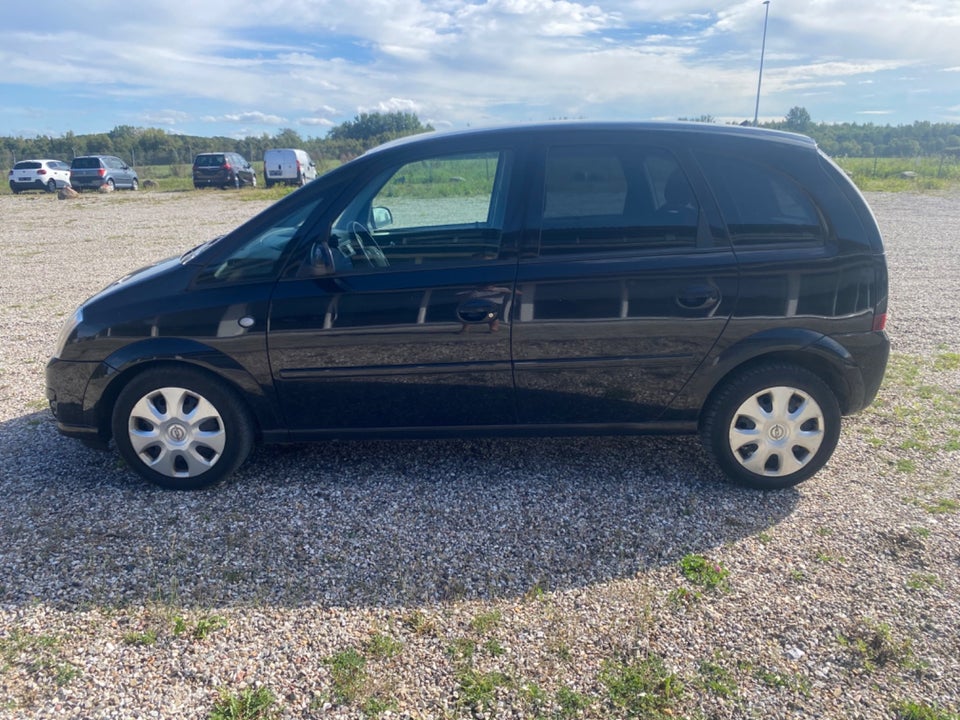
[85,255,184,306]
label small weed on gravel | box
[599,654,683,719]
[456,668,510,715]
[209,686,280,720]
[839,618,914,672]
[678,553,730,591]
[365,632,403,660]
[326,648,367,703]
[696,657,738,697]
[893,699,960,720]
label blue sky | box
[2,1,958,139]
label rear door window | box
[537,144,703,256]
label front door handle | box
[676,284,720,311]
[457,298,500,324]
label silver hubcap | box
[127,386,226,478]
[728,386,825,477]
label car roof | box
[365,121,818,156]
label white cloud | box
[3,1,960,136]
[204,112,287,125]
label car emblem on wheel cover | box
[769,424,787,441]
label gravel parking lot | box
[0,189,958,719]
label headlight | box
[53,306,84,358]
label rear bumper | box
[831,329,890,413]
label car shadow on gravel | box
[0,413,799,610]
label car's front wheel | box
[111,367,254,490]
[700,363,841,489]
[130,178,139,191]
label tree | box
[784,106,812,132]
[327,112,432,145]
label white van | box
[263,148,318,187]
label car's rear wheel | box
[700,363,841,489]
[111,367,254,490]
[46,179,57,193]
[106,179,116,191]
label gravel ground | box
[0,189,958,719]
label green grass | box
[600,654,683,719]
[122,629,158,646]
[208,686,280,720]
[469,609,502,634]
[861,352,960,471]
[456,668,510,715]
[838,619,914,672]
[364,633,403,660]
[893,700,960,720]
[833,156,960,192]
[696,658,738,697]
[678,553,730,591]
[325,648,367,703]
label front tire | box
[111,367,254,490]
[700,364,841,489]
[130,178,139,191]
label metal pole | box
[753,0,771,126]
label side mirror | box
[301,241,335,277]
[371,206,393,229]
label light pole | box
[753,0,771,126]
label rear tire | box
[700,363,841,490]
[111,367,255,490]
[46,179,57,193]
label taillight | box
[98,168,106,177]
[38,169,48,175]
[222,162,232,170]
[872,312,887,332]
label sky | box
[2,1,959,140]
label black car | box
[47,122,889,490]
[69,155,139,192]
[193,152,257,189]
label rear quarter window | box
[696,150,826,247]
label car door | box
[267,143,524,434]
[511,137,739,425]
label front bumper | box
[45,357,108,445]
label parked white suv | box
[263,148,317,187]
[8,159,72,194]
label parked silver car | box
[69,155,139,192]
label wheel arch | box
[696,328,864,432]
[87,338,278,444]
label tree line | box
[0,112,433,169]
[3,108,959,169]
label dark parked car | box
[69,155,139,192]
[193,152,257,189]
[8,159,72,193]
[47,122,889,490]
